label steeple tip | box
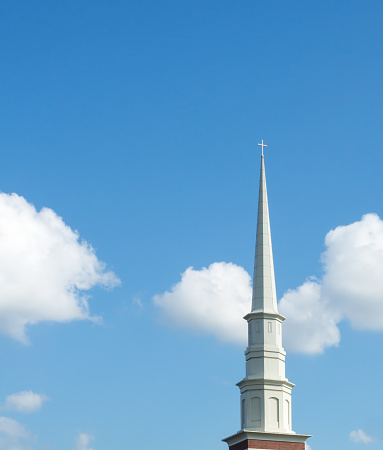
[251,145,278,313]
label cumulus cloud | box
[0,416,33,449]
[3,391,48,413]
[278,280,341,354]
[154,214,383,354]
[350,429,375,444]
[75,433,93,450]
[305,444,312,450]
[154,262,250,345]
[280,213,383,353]
[322,214,383,330]
[0,193,120,343]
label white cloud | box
[0,416,33,449]
[278,280,341,354]
[0,417,29,439]
[154,262,250,345]
[322,214,383,330]
[154,214,383,355]
[0,193,120,343]
[306,444,312,450]
[75,433,93,450]
[3,391,48,414]
[132,297,143,308]
[280,213,383,353]
[350,429,375,444]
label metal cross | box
[258,140,267,156]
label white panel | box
[284,399,291,429]
[250,397,261,426]
[268,397,279,428]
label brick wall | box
[229,439,305,450]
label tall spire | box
[252,154,278,313]
[223,141,311,450]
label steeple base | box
[223,430,311,450]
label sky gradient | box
[1,1,383,449]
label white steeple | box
[239,147,293,433]
[223,143,311,450]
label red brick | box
[229,439,305,450]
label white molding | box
[223,430,311,446]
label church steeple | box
[223,142,310,450]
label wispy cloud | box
[0,416,34,449]
[3,391,48,414]
[0,193,120,343]
[75,432,94,450]
[350,429,375,444]
[154,214,383,354]
[132,297,143,308]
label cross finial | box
[258,140,267,157]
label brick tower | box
[223,142,311,450]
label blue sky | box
[1,1,383,449]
